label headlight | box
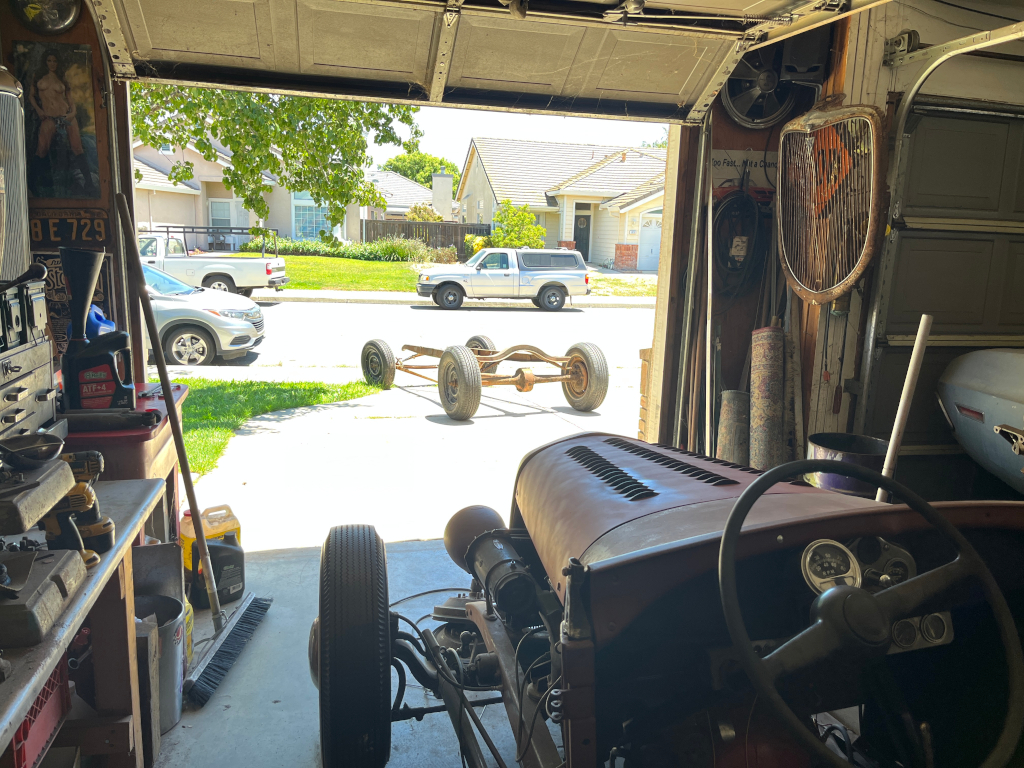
[206,309,246,320]
[420,274,430,282]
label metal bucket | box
[135,594,185,733]
[805,433,889,498]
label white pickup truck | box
[138,233,289,297]
[417,248,590,310]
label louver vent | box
[656,443,813,487]
[566,445,658,501]
[607,439,738,486]
[777,104,885,305]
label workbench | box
[0,479,166,768]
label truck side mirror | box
[475,264,482,270]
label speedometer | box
[801,539,862,594]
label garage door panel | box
[904,117,1009,213]
[447,16,584,94]
[889,237,992,329]
[1000,241,1024,325]
[297,0,435,83]
[123,0,276,66]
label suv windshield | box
[143,263,196,296]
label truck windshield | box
[142,263,196,296]
[466,251,487,267]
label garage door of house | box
[638,210,662,271]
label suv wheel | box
[165,326,215,366]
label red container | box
[0,657,71,768]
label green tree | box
[406,202,443,222]
[382,150,460,195]
[131,84,418,235]
[642,127,669,149]
[490,200,546,249]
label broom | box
[116,194,271,706]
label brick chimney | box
[432,173,454,222]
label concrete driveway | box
[181,300,654,550]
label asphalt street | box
[173,300,656,550]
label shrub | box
[406,203,443,222]
[491,200,546,249]
[464,234,491,256]
[240,235,457,263]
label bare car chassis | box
[360,335,609,420]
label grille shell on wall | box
[777,104,886,305]
[0,69,29,282]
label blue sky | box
[368,105,668,171]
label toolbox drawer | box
[0,406,59,441]
[0,366,53,420]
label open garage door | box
[95,0,886,123]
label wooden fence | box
[361,219,490,258]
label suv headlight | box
[207,309,246,320]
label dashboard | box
[800,535,953,654]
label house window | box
[477,213,482,224]
[293,191,331,240]
[210,201,231,229]
[477,200,483,209]
[575,202,592,213]
[159,143,173,155]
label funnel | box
[60,247,104,354]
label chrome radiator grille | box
[0,82,29,282]
[777,106,884,305]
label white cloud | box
[370,106,668,170]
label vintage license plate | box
[29,209,110,248]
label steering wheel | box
[718,459,1024,768]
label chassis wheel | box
[466,335,498,374]
[539,286,565,311]
[562,342,609,412]
[437,284,464,310]
[317,525,391,768]
[362,340,396,389]
[438,345,482,420]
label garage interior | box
[2,0,1024,767]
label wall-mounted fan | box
[776,102,885,305]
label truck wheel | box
[562,342,609,411]
[437,284,464,310]
[317,524,391,768]
[466,335,498,374]
[203,275,236,293]
[438,345,482,420]
[531,297,541,308]
[361,340,396,389]
[539,286,566,311]
[165,326,215,366]
[239,288,254,298]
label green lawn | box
[177,378,379,474]
[588,275,657,297]
[282,255,416,292]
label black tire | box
[531,297,541,308]
[466,335,498,374]
[164,326,216,366]
[361,340,396,389]
[562,342,609,412]
[202,275,236,293]
[538,285,566,312]
[431,292,441,306]
[319,525,391,768]
[239,288,254,298]
[437,283,464,310]
[438,345,482,420]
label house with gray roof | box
[456,138,667,270]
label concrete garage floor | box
[156,541,541,768]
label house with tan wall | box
[455,138,666,270]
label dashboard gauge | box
[884,559,911,586]
[801,539,862,594]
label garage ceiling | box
[91,0,886,122]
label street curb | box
[253,293,655,310]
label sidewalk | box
[252,288,655,308]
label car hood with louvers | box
[511,433,889,647]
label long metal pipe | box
[672,115,711,448]
[705,116,715,455]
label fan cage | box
[777,106,884,305]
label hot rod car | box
[309,433,1024,768]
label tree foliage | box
[406,202,443,222]
[641,127,669,149]
[382,148,460,194]
[131,84,418,235]
[490,200,546,249]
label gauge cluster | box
[799,535,953,654]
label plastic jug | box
[190,531,245,609]
[179,505,241,571]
